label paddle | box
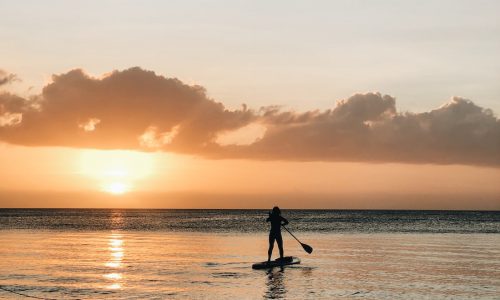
[282,225,313,254]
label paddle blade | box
[301,243,313,254]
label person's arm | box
[281,216,289,226]
[266,211,271,222]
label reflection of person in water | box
[266,206,289,263]
[265,268,286,298]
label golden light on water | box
[104,232,124,290]
[104,273,122,280]
[111,251,124,259]
[105,262,121,268]
[107,283,122,290]
[110,239,123,247]
[79,150,154,194]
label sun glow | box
[79,150,154,194]
[105,182,129,195]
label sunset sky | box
[1,0,499,209]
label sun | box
[104,182,129,195]
[79,150,154,194]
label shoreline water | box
[0,230,499,299]
[1,209,499,299]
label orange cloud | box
[1,67,499,166]
[0,67,254,152]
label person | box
[266,206,288,263]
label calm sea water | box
[0,209,499,299]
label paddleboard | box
[252,256,300,269]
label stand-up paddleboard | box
[252,256,300,269]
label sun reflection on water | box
[105,262,121,268]
[104,232,124,290]
[107,283,122,290]
[104,273,122,280]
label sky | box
[0,0,499,209]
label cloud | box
[0,67,499,166]
[0,70,18,86]
[0,67,254,152]
[223,93,500,166]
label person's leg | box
[268,233,275,262]
[276,233,284,260]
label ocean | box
[0,209,499,299]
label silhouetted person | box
[266,206,288,263]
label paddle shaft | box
[282,225,301,244]
[282,225,313,254]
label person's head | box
[272,206,281,216]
